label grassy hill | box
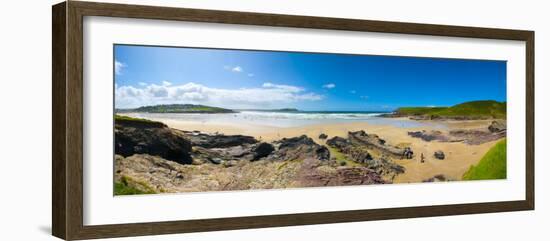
[114,114,167,128]
[395,100,506,119]
[119,104,236,114]
[463,138,507,180]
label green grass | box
[114,182,152,195]
[327,146,359,167]
[131,104,235,113]
[463,139,507,180]
[115,114,157,123]
[396,100,506,119]
[114,114,166,127]
[114,176,156,195]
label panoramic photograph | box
[113,44,507,195]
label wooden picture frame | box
[52,1,534,240]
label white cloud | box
[248,73,254,77]
[262,82,304,93]
[138,82,147,86]
[322,83,336,89]
[349,90,357,94]
[231,66,243,72]
[115,82,323,109]
[360,95,369,99]
[115,60,126,75]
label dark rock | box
[423,174,453,182]
[348,130,409,159]
[278,135,316,149]
[409,129,505,145]
[315,145,331,161]
[318,133,328,139]
[326,136,351,150]
[347,147,372,163]
[252,142,275,161]
[327,135,373,163]
[434,150,445,160]
[192,145,255,163]
[326,134,404,179]
[209,157,223,165]
[327,131,413,180]
[115,120,193,165]
[408,130,451,142]
[298,158,387,187]
[182,131,258,148]
[488,120,507,133]
[220,145,253,158]
[449,129,506,145]
[364,158,405,180]
[267,135,330,161]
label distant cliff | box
[386,100,506,120]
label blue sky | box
[114,44,506,111]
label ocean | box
[128,110,443,129]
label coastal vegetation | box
[327,146,358,167]
[463,139,507,180]
[394,100,506,119]
[114,175,156,195]
[115,114,160,123]
[117,104,235,113]
[114,114,167,128]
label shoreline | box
[125,114,498,183]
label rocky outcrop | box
[318,133,328,139]
[449,129,506,145]
[423,174,454,182]
[326,136,349,148]
[298,159,387,187]
[326,133,405,180]
[434,150,445,160]
[364,158,405,180]
[191,146,241,165]
[488,120,507,133]
[407,130,452,142]
[182,131,258,148]
[115,119,193,165]
[252,142,275,161]
[113,118,401,194]
[115,154,387,194]
[409,126,506,145]
[115,154,188,193]
[346,147,373,163]
[348,130,411,159]
[267,135,330,162]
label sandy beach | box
[127,113,497,183]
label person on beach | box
[420,153,425,163]
[402,147,413,159]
